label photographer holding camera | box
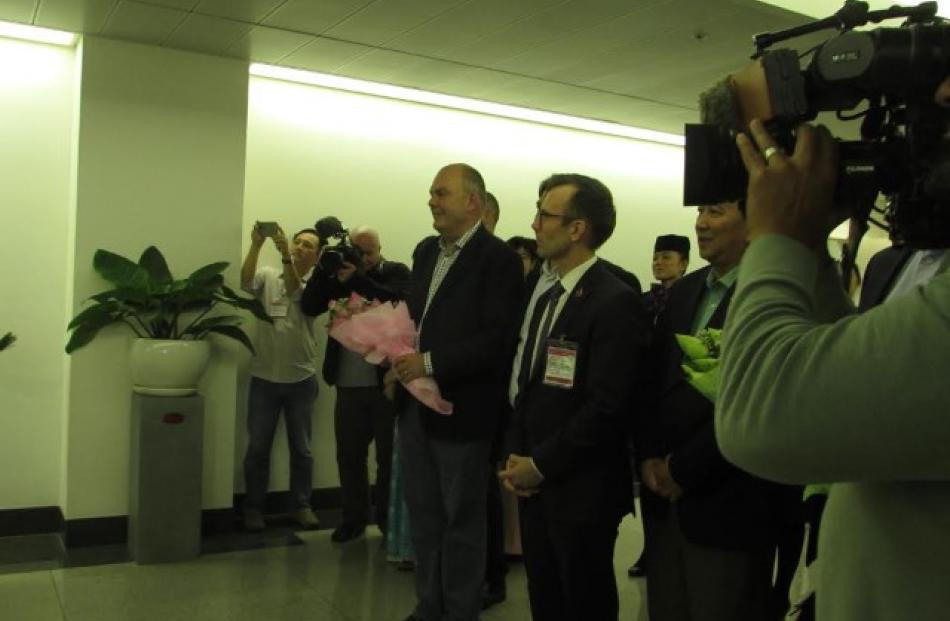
[714,67,950,621]
[240,223,322,532]
[299,221,410,544]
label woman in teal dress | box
[385,417,414,569]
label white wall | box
[245,76,696,279]
[241,76,697,491]
[63,37,249,519]
[0,37,75,510]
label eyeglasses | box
[534,206,577,223]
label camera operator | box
[240,224,322,532]
[716,75,950,621]
[299,225,410,544]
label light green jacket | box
[716,235,950,621]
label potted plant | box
[66,246,270,396]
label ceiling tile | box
[194,0,286,23]
[263,0,373,35]
[335,47,423,83]
[324,0,469,46]
[226,24,311,63]
[426,66,519,98]
[442,0,654,66]
[383,55,468,87]
[101,0,187,45]
[0,0,38,24]
[164,11,251,55]
[383,0,571,58]
[34,0,117,33]
[136,0,199,10]
[280,36,373,73]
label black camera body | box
[684,1,950,249]
[314,216,364,273]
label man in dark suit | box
[499,173,647,621]
[300,226,411,543]
[859,244,914,311]
[638,200,791,621]
[627,233,691,579]
[392,163,523,621]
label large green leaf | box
[202,324,255,354]
[65,312,121,353]
[67,301,123,331]
[138,246,173,286]
[89,286,150,306]
[182,315,243,337]
[93,249,150,289]
[0,332,15,351]
[188,262,229,284]
[218,286,271,323]
[177,276,223,304]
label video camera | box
[684,0,950,252]
[314,216,364,273]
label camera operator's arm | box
[273,227,302,296]
[337,260,411,303]
[716,120,950,484]
[300,263,346,317]
[241,225,266,293]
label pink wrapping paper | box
[329,293,453,415]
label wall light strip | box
[0,20,77,46]
[250,63,684,147]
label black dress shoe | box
[481,583,507,610]
[331,522,365,543]
[627,561,645,577]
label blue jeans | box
[243,375,318,511]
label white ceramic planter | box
[129,339,211,396]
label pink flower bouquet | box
[328,292,453,415]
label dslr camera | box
[314,216,364,273]
[684,0,950,251]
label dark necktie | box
[517,281,565,393]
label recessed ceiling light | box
[249,63,685,147]
[0,20,77,46]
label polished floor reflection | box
[0,513,648,620]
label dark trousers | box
[644,504,774,621]
[400,403,492,621]
[334,386,394,528]
[485,461,507,590]
[243,375,317,511]
[520,497,621,621]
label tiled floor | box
[0,513,649,620]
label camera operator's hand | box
[251,223,265,247]
[272,227,291,260]
[337,262,358,283]
[736,119,845,250]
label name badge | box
[269,299,289,318]
[543,339,578,389]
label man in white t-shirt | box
[239,224,322,532]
